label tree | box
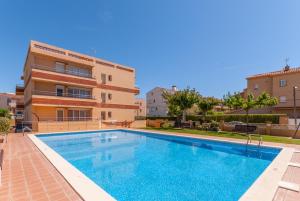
[223,92,278,132]
[197,97,220,122]
[162,88,199,122]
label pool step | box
[278,181,300,192]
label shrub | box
[209,120,219,131]
[147,114,283,124]
[0,108,11,119]
[161,121,173,128]
[0,117,10,134]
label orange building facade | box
[22,41,139,126]
[246,66,300,117]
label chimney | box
[284,65,290,71]
[171,85,177,92]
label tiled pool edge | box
[239,147,294,201]
[28,134,116,201]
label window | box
[254,84,259,90]
[67,88,91,99]
[280,80,287,87]
[108,75,112,81]
[108,93,112,100]
[68,110,91,121]
[108,111,112,118]
[279,96,287,103]
[101,73,106,84]
[56,85,64,96]
[66,65,91,77]
[101,93,106,103]
[55,62,65,73]
[153,99,156,103]
[56,109,64,121]
[101,111,106,120]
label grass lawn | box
[142,127,300,145]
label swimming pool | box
[36,129,281,201]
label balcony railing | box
[32,64,94,79]
[33,90,95,100]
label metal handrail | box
[32,64,95,79]
[32,90,95,99]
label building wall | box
[22,41,139,125]
[134,98,146,117]
[246,76,273,97]
[146,87,176,117]
[246,68,300,118]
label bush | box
[146,116,177,121]
[209,120,219,131]
[187,114,283,124]
[161,121,173,128]
[0,117,10,134]
[147,114,283,124]
[0,108,11,119]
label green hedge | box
[147,114,285,124]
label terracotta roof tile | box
[247,66,300,79]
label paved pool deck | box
[0,134,82,201]
[0,131,300,201]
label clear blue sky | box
[0,0,299,98]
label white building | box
[146,86,177,117]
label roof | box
[23,40,135,72]
[247,66,300,79]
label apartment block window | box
[67,88,91,99]
[108,75,112,81]
[56,85,64,97]
[279,96,287,103]
[108,93,112,100]
[101,111,106,120]
[279,80,287,87]
[108,111,112,118]
[67,65,91,77]
[254,84,259,90]
[55,62,65,73]
[101,93,106,103]
[68,110,91,121]
[101,73,106,84]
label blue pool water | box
[37,130,281,201]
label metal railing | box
[38,117,95,122]
[32,64,94,79]
[32,90,95,99]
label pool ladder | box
[246,134,263,149]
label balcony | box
[32,64,94,79]
[32,90,95,100]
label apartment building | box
[0,92,23,118]
[146,86,177,117]
[22,41,139,125]
[246,65,300,117]
[134,98,146,117]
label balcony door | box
[56,109,64,121]
[56,85,64,97]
